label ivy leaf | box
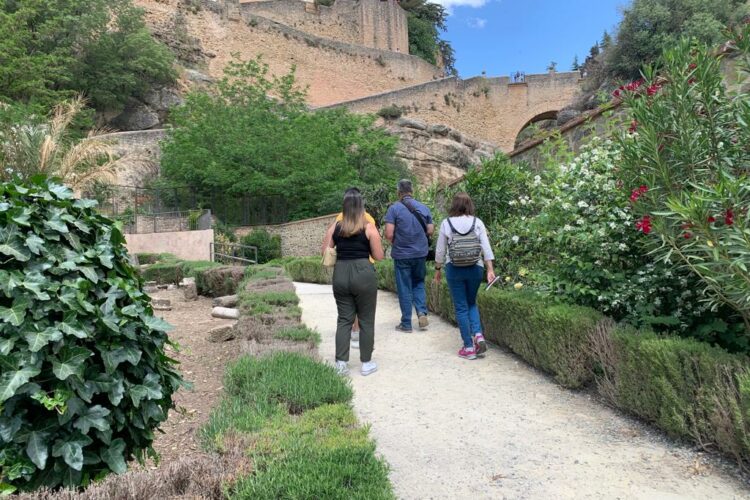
[52,434,92,471]
[21,272,50,301]
[25,234,45,255]
[0,338,15,356]
[79,267,99,283]
[141,315,173,332]
[101,438,127,474]
[98,252,113,269]
[73,405,111,434]
[129,373,163,407]
[59,320,89,339]
[10,208,31,227]
[52,347,93,381]
[44,216,69,234]
[0,416,22,442]
[0,270,21,296]
[26,431,49,470]
[120,304,140,317]
[101,346,142,373]
[0,225,30,262]
[0,366,41,402]
[24,327,63,352]
[48,183,73,200]
[0,297,29,327]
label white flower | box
[618,243,628,251]
[564,224,573,232]
[520,198,528,205]
[511,235,520,244]
[533,175,542,186]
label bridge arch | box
[513,109,561,149]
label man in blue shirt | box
[385,179,434,332]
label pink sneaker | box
[474,333,487,355]
[458,346,477,360]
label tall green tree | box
[0,0,175,114]
[400,0,457,75]
[607,0,750,78]
[160,57,409,221]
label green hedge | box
[141,261,184,284]
[598,328,750,463]
[477,290,605,389]
[140,259,246,297]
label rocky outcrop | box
[385,118,500,184]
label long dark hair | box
[340,190,366,237]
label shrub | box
[594,327,750,464]
[618,32,750,336]
[240,229,281,264]
[0,178,182,492]
[477,289,607,388]
[140,262,183,284]
[284,257,332,284]
[376,105,403,120]
[135,253,160,265]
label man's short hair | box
[397,179,413,195]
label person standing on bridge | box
[385,179,434,333]
[322,189,384,376]
[434,192,495,360]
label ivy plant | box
[0,177,183,492]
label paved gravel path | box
[296,282,749,500]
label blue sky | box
[436,0,629,77]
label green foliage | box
[401,0,456,75]
[141,262,183,285]
[0,178,182,491]
[618,32,750,336]
[477,290,603,388]
[284,257,333,285]
[161,57,407,221]
[274,326,321,345]
[377,105,403,120]
[0,0,175,113]
[607,0,749,78]
[240,229,281,264]
[598,327,750,464]
[240,291,300,316]
[135,253,161,265]
[192,265,244,298]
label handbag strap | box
[400,199,429,237]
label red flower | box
[725,208,735,226]
[613,89,622,98]
[647,84,662,96]
[635,215,652,234]
[681,222,693,230]
[688,78,697,85]
[628,120,638,133]
[639,185,648,194]
[688,63,697,70]
[707,216,716,223]
[629,185,649,203]
[683,232,692,239]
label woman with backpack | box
[433,192,496,360]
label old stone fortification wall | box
[324,72,584,151]
[236,213,338,257]
[100,129,166,186]
[136,0,440,107]
[239,0,408,53]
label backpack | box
[447,217,482,267]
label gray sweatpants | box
[332,258,378,362]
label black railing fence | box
[83,184,289,233]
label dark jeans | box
[332,259,378,362]
[445,263,484,348]
[394,258,428,329]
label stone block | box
[213,295,239,308]
[207,324,237,343]
[152,299,172,311]
[184,283,198,301]
[212,307,240,320]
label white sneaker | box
[361,361,378,376]
[351,330,360,349]
[335,360,349,376]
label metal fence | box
[83,184,290,233]
[210,242,258,265]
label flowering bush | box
[618,27,750,336]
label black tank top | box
[333,224,370,260]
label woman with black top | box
[322,190,384,376]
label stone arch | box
[513,109,561,148]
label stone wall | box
[99,129,166,186]
[239,0,408,53]
[136,0,441,107]
[125,229,215,261]
[237,213,337,257]
[324,72,584,151]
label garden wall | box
[125,229,214,261]
[237,213,337,257]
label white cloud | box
[467,17,488,29]
[431,0,489,11]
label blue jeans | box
[394,258,428,329]
[445,263,484,348]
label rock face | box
[112,101,161,131]
[385,118,500,184]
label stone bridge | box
[321,71,584,151]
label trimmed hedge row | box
[139,255,245,297]
[281,257,750,465]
